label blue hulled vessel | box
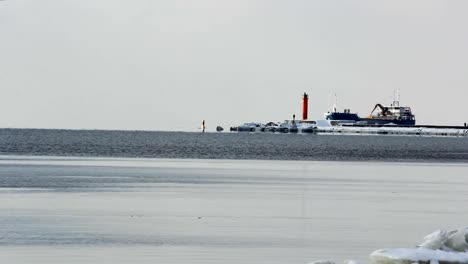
[325,97,416,126]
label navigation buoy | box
[202,120,205,132]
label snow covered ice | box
[311,227,468,264]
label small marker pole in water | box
[202,120,205,132]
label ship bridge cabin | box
[371,105,415,121]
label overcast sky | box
[1,0,467,131]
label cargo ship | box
[325,94,416,126]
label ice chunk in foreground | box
[309,260,336,264]
[418,230,450,250]
[370,227,468,264]
[445,228,468,252]
[309,227,468,264]
[369,248,468,264]
[344,260,361,264]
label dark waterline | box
[1,128,468,162]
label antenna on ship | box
[393,89,400,107]
[333,93,338,113]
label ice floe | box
[311,227,468,264]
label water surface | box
[1,129,468,162]
[1,156,467,264]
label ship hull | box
[359,118,416,126]
[325,112,416,126]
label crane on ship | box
[370,104,391,117]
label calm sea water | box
[1,157,468,264]
[1,129,468,162]
[1,129,468,264]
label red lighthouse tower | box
[302,92,309,120]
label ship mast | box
[333,93,338,113]
[393,89,400,107]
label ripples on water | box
[0,128,468,161]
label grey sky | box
[1,0,467,131]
